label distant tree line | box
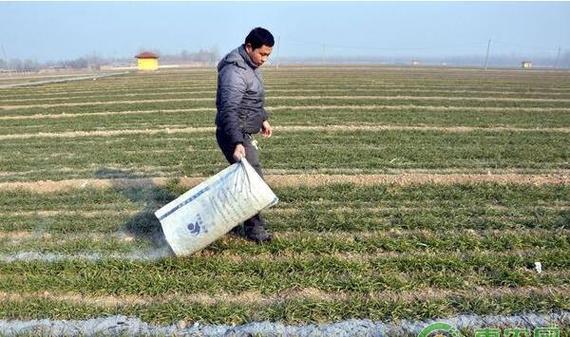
[0,58,42,72]
[0,55,110,72]
[0,48,220,72]
[1,48,569,71]
[160,48,219,64]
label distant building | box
[521,61,533,69]
[135,52,159,71]
[411,60,420,66]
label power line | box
[282,38,487,53]
[492,39,563,53]
[279,36,566,59]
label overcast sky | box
[1,2,569,62]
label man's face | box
[245,44,272,67]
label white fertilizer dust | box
[0,247,173,263]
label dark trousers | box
[216,128,266,230]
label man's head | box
[244,27,274,67]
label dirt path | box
[0,72,129,90]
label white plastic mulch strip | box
[0,312,568,337]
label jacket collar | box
[238,44,259,70]
[217,45,258,72]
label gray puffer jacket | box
[215,45,268,146]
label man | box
[215,27,274,243]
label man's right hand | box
[233,143,246,161]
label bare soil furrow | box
[3,104,570,121]
[2,95,570,110]
[1,227,564,243]
[4,83,570,100]
[0,286,565,307]
[3,87,570,103]
[1,124,569,140]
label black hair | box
[245,27,274,50]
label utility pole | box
[554,46,561,69]
[1,44,12,77]
[275,36,281,70]
[0,44,6,62]
[484,39,491,70]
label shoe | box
[244,225,273,243]
[229,224,244,237]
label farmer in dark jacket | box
[215,27,274,243]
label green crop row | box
[0,183,567,236]
[0,182,566,219]
[1,107,570,136]
[1,203,567,233]
[1,183,568,213]
[2,96,569,112]
[0,226,567,257]
[4,88,570,106]
[0,129,568,181]
[4,90,570,117]
[0,291,567,326]
[1,183,567,212]
[5,82,570,102]
[1,251,568,296]
[4,83,570,99]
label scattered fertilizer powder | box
[0,312,567,337]
[0,248,173,263]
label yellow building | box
[135,52,159,71]
[521,61,533,69]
